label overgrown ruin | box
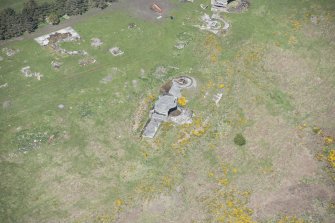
[34,27,87,56]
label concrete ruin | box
[194,13,229,35]
[51,61,62,70]
[34,27,87,56]
[78,57,96,66]
[91,38,103,48]
[109,47,124,56]
[143,76,196,138]
[35,27,80,46]
[2,48,19,57]
[211,0,228,12]
[21,66,43,80]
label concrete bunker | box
[142,76,196,138]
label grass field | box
[1,0,335,222]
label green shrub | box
[47,12,60,25]
[234,133,246,146]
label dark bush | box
[234,133,246,146]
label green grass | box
[1,0,335,222]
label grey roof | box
[168,84,181,98]
[152,112,168,122]
[143,119,162,138]
[154,95,177,116]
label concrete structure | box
[211,0,228,12]
[142,76,196,138]
[34,27,80,46]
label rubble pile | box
[56,47,87,56]
[21,66,43,80]
[227,0,249,13]
[91,38,103,48]
[213,93,223,105]
[109,47,124,56]
[195,13,229,35]
[47,32,72,45]
[51,61,62,70]
[2,48,19,57]
[78,57,96,66]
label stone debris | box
[0,83,8,88]
[51,61,62,69]
[175,40,187,49]
[169,108,193,125]
[143,76,196,138]
[91,38,103,48]
[213,93,223,105]
[200,4,209,9]
[21,66,43,80]
[194,13,229,35]
[58,104,65,109]
[2,47,19,57]
[100,74,113,84]
[78,57,96,66]
[109,47,124,56]
[34,27,88,56]
[56,48,87,56]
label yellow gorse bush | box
[328,149,335,168]
[177,96,187,106]
[115,198,123,207]
[325,136,334,145]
